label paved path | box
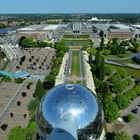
[120,96,140,137]
[92,56,140,70]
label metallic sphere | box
[37,84,104,139]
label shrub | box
[23,114,27,118]
[26,82,33,89]
[22,92,27,97]
[15,78,25,84]
[123,114,135,122]
[17,101,21,106]
[1,124,8,131]
[102,49,111,55]
[115,94,130,109]
[27,99,40,113]
[10,113,14,118]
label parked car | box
[136,104,140,109]
[117,117,123,122]
[131,109,138,114]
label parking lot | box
[107,95,140,139]
[120,96,140,138]
[0,82,36,140]
[11,48,55,78]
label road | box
[89,32,101,47]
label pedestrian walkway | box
[0,70,30,78]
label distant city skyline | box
[0,0,140,14]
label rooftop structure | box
[88,17,112,22]
[43,25,60,31]
[92,24,110,32]
[67,21,87,33]
[16,24,62,40]
[37,84,104,140]
[110,24,131,29]
[131,25,140,29]
[17,25,43,31]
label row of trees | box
[44,41,69,85]
[19,37,52,48]
[106,38,127,55]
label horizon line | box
[0,12,140,15]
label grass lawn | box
[113,59,139,65]
[103,52,132,59]
[69,46,82,49]
[71,50,80,77]
[107,64,140,78]
[67,80,81,84]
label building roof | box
[133,29,140,34]
[92,24,110,30]
[109,28,132,33]
[17,25,43,31]
[0,28,9,34]
[110,24,130,29]
[43,25,59,30]
[131,25,140,29]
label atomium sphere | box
[36,84,104,140]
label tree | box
[45,74,56,83]
[102,49,111,55]
[110,80,127,94]
[118,70,128,79]
[54,42,69,53]
[27,99,40,113]
[19,36,26,46]
[104,65,112,76]
[137,47,140,53]
[8,122,37,140]
[103,92,119,122]
[100,37,104,51]
[87,48,97,55]
[38,41,48,48]
[133,134,140,140]
[113,132,131,140]
[15,78,25,84]
[34,80,46,100]
[123,114,135,122]
[95,50,105,80]
[104,101,119,122]
[22,92,27,97]
[20,37,35,48]
[115,94,129,109]
[1,124,8,131]
[17,101,21,106]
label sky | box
[0,0,140,14]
